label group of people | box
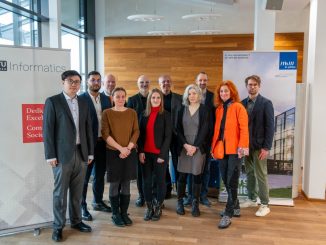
[43,70,274,242]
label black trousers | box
[141,153,167,203]
[218,154,241,217]
[81,139,106,206]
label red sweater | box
[144,106,160,154]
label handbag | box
[212,140,224,160]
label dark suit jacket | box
[204,89,215,142]
[43,92,94,164]
[176,104,210,155]
[127,92,146,123]
[79,92,112,144]
[170,92,182,135]
[242,94,274,150]
[138,111,172,159]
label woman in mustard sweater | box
[101,87,139,227]
[211,80,249,229]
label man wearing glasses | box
[79,71,112,222]
[43,70,93,242]
[127,74,151,207]
[241,75,274,217]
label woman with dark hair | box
[101,87,139,227]
[211,80,249,229]
[176,84,210,217]
[138,88,172,221]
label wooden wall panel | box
[104,33,303,97]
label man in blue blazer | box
[241,75,274,217]
[79,71,112,221]
[43,70,94,242]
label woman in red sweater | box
[138,88,172,221]
[211,80,249,229]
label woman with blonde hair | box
[176,84,210,217]
[138,88,172,221]
[211,80,249,229]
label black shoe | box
[144,202,154,221]
[121,213,133,226]
[52,229,62,242]
[152,203,162,221]
[92,201,112,212]
[81,206,93,221]
[71,222,92,232]
[112,214,125,227]
[191,199,200,217]
[176,199,185,215]
[135,196,145,207]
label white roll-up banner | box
[222,51,297,206]
[0,46,70,235]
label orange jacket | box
[211,102,249,155]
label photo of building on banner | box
[222,51,298,206]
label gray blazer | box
[43,92,94,164]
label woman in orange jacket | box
[211,80,249,229]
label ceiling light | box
[182,13,221,21]
[127,14,164,22]
[190,29,222,34]
[147,30,177,36]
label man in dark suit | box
[127,74,151,207]
[195,72,215,206]
[43,70,93,242]
[79,71,112,221]
[158,74,182,198]
[241,75,274,217]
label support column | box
[48,0,61,48]
[303,0,326,199]
[254,0,276,50]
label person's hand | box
[259,149,269,160]
[139,153,145,164]
[120,147,131,157]
[49,159,58,167]
[119,153,128,159]
[237,147,249,158]
[87,159,93,165]
[157,158,164,163]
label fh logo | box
[0,60,7,71]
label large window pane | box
[0,9,39,46]
[61,30,86,91]
[61,0,85,32]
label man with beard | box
[127,74,151,207]
[184,72,215,207]
[158,74,182,199]
[79,71,112,221]
[241,75,274,217]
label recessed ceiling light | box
[190,29,222,34]
[127,14,164,22]
[147,30,178,36]
[182,13,221,21]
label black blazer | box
[170,92,182,135]
[127,92,146,123]
[138,111,172,159]
[242,94,274,150]
[176,104,210,155]
[43,93,94,163]
[79,92,112,144]
[204,89,215,143]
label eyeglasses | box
[139,81,150,85]
[65,79,81,85]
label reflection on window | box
[61,0,85,32]
[0,10,39,46]
[61,31,86,91]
